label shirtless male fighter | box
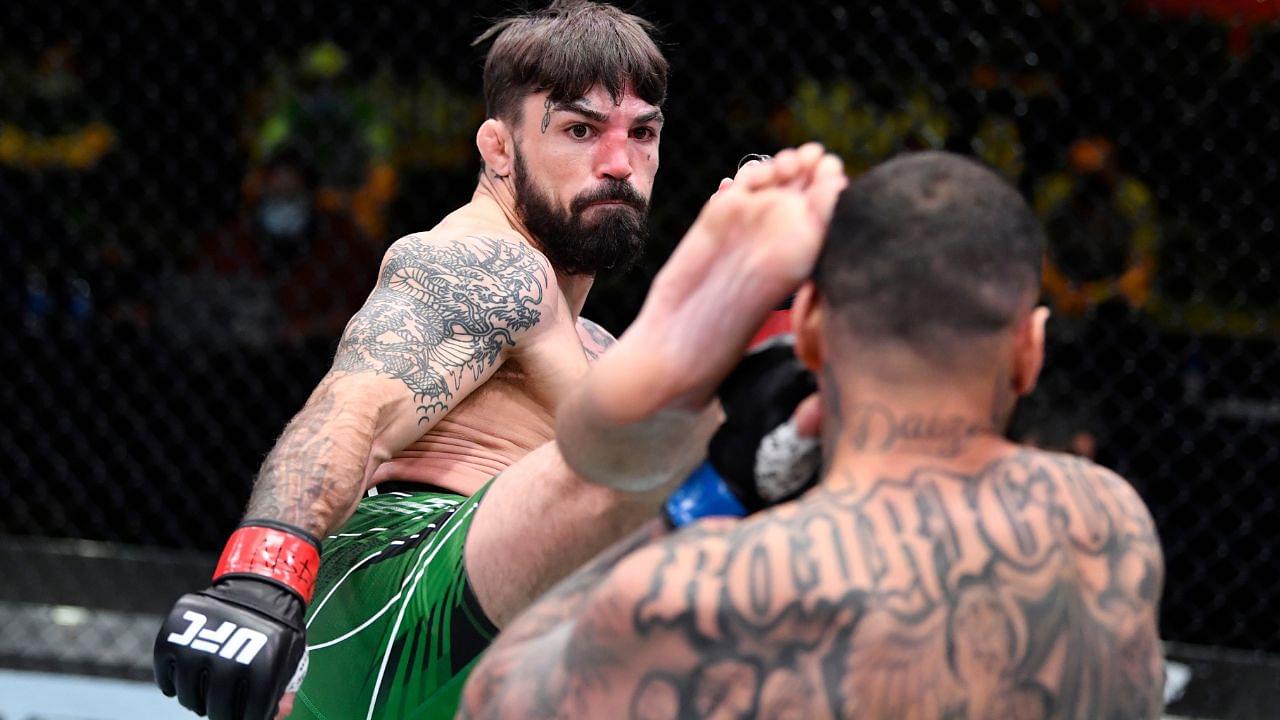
[153,3,717,719]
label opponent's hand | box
[154,523,318,720]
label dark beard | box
[513,151,649,277]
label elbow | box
[324,375,400,439]
[367,438,396,468]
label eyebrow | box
[635,109,665,126]
[553,101,665,127]
[554,101,609,123]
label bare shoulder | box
[381,230,556,296]
[1008,447,1162,545]
[950,449,1164,612]
[351,231,557,346]
[575,316,617,362]
[1011,447,1166,608]
[341,231,554,351]
[329,231,557,424]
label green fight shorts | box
[290,483,497,720]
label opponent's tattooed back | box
[466,447,1166,720]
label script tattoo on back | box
[466,451,1165,720]
[333,235,547,423]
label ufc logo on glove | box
[166,610,270,664]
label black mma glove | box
[154,521,320,720]
[664,331,820,527]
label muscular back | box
[468,447,1166,720]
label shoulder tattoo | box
[333,236,548,423]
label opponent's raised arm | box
[154,233,552,720]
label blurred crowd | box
[6,17,1278,351]
[4,40,482,348]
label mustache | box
[570,181,648,215]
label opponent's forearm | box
[243,379,381,538]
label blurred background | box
[2,0,1278,717]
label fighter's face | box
[510,85,662,276]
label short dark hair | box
[814,151,1045,358]
[474,0,667,125]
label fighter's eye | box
[632,127,656,141]
[568,124,592,139]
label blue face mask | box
[258,196,311,238]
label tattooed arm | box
[1077,459,1168,717]
[242,233,551,536]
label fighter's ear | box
[791,281,825,373]
[477,118,515,178]
[1011,305,1050,396]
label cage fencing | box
[1,0,1277,708]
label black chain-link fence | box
[3,0,1278,696]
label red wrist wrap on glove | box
[213,523,322,604]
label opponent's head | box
[795,151,1048,426]
[474,0,667,276]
